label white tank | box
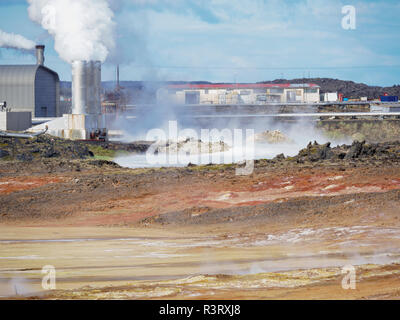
[72,60,101,115]
[86,61,95,114]
[71,61,88,115]
[92,61,102,115]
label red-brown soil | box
[0,140,400,299]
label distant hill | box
[259,78,400,99]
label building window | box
[269,88,284,94]
[305,88,318,93]
[204,89,209,94]
[254,89,267,94]
[240,90,251,95]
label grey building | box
[0,45,60,117]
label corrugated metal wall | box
[35,67,58,117]
[0,66,35,114]
[0,65,59,117]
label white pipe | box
[72,61,88,114]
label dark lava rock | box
[315,142,334,161]
[274,153,285,160]
[344,141,391,160]
[345,141,365,159]
[88,160,121,168]
[0,149,9,159]
[66,144,91,159]
[298,141,334,162]
[17,153,33,162]
[292,140,399,163]
[42,147,60,158]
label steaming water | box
[112,115,351,169]
[115,142,305,169]
[1,225,400,297]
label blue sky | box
[1,0,400,86]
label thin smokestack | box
[35,45,45,66]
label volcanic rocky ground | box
[0,135,400,299]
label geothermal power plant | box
[62,60,107,140]
[1,43,400,141]
[0,45,107,140]
[34,57,107,140]
[33,54,107,140]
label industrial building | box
[0,45,60,117]
[157,83,320,105]
[32,60,107,140]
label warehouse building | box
[0,45,60,117]
[157,83,320,105]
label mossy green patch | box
[88,145,117,158]
[88,145,131,160]
[188,163,235,171]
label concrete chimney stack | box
[35,45,45,66]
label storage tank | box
[71,60,102,115]
[71,61,88,115]
[92,61,102,115]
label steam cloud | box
[0,29,36,51]
[27,0,116,63]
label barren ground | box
[0,139,399,299]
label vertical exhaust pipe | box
[35,45,45,66]
[72,61,87,114]
[92,61,102,115]
[72,60,101,115]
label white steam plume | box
[0,29,36,51]
[27,0,116,63]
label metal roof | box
[0,64,59,86]
[165,83,320,90]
